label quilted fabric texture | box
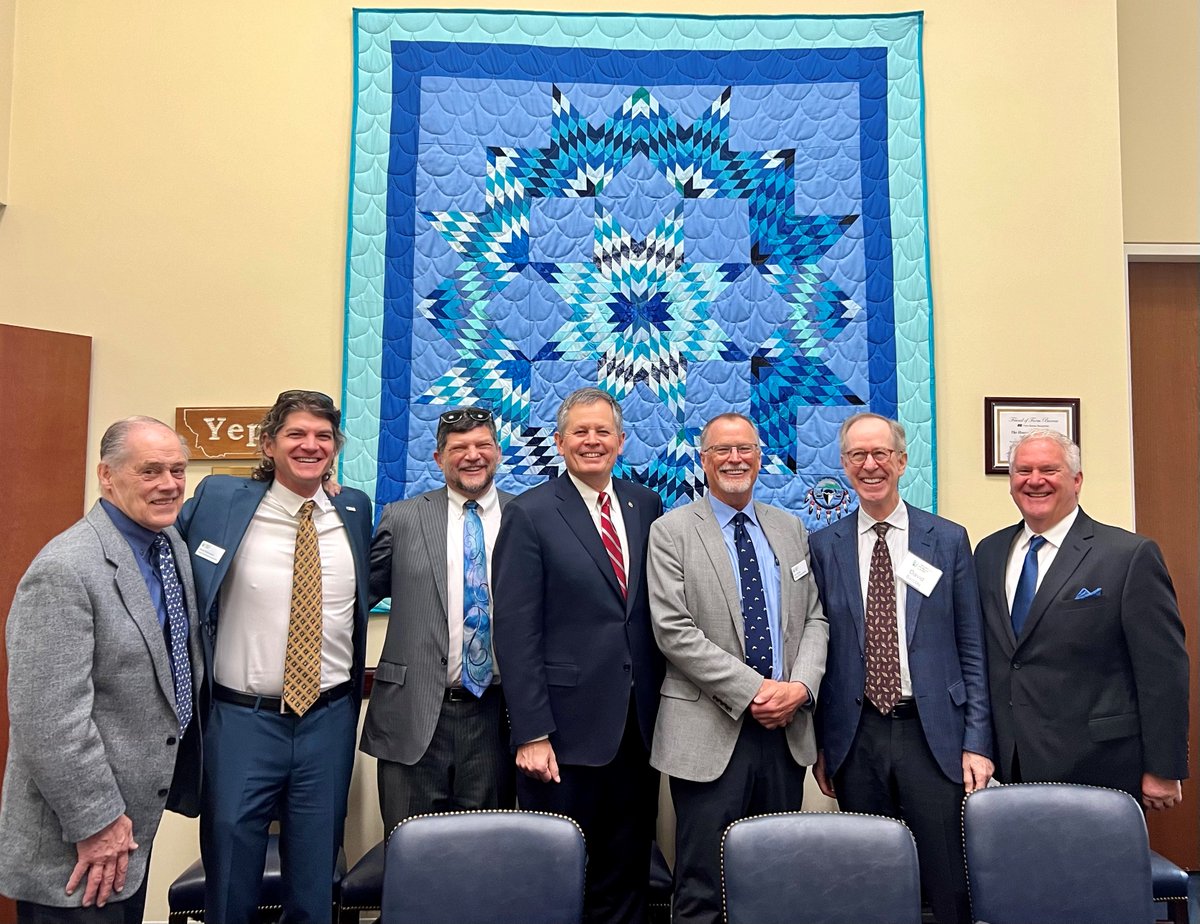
[344,10,935,531]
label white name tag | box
[790,559,809,581]
[196,540,225,564]
[897,552,942,596]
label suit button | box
[623,664,631,673]
[854,697,862,705]
[440,657,448,666]
[166,736,177,746]
[157,788,169,797]
[1012,661,1021,670]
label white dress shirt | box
[214,479,356,695]
[567,471,630,575]
[1005,506,1080,609]
[856,501,913,698]
[445,483,502,686]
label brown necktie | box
[283,500,322,715]
[864,522,901,713]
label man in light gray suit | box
[0,417,202,923]
[360,407,515,832]
[648,412,828,924]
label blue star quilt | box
[344,9,935,529]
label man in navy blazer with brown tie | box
[494,387,664,924]
[975,429,1188,809]
[809,413,992,924]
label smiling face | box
[98,424,188,531]
[1009,436,1082,533]
[700,416,761,508]
[261,410,337,496]
[841,416,907,519]
[555,400,625,491]
[435,425,500,500]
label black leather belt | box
[214,681,353,714]
[444,685,500,703]
[885,698,918,720]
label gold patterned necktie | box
[283,500,322,715]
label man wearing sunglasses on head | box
[177,390,373,924]
[360,407,516,834]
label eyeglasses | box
[843,448,898,466]
[701,444,761,460]
[439,408,493,425]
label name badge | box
[790,560,809,581]
[196,540,226,564]
[897,553,941,596]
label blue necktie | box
[153,534,193,732]
[462,500,493,697]
[733,513,774,679]
[1010,535,1047,637]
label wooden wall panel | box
[1129,262,1200,868]
[0,325,91,922]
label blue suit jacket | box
[492,474,664,766]
[809,503,993,782]
[176,475,374,705]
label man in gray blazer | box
[0,417,202,922]
[648,412,828,924]
[361,407,515,833]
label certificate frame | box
[984,397,1081,474]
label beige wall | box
[0,0,14,202]
[0,1,1155,919]
[1118,0,1200,245]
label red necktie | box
[598,491,627,599]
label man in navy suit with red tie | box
[494,387,664,924]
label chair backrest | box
[382,810,586,924]
[963,782,1154,924]
[722,812,921,924]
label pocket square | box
[1074,587,1102,600]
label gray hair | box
[699,413,759,450]
[1009,429,1081,476]
[838,412,907,454]
[555,387,623,433]
[99,417,188,465]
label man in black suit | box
[975,429,1188,809]
[493,387,664,924]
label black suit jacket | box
[975,507,1189,796]
[493,474,664,765]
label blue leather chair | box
[1150,849,1193,924]
[964,782,1155,924]
[721,812,921,924]
[167,833,346,923]
[382,810,586,924]
[338,838,386,923]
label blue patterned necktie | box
[1010,535,1047,637]
[733,512,773,678]
[462,500,493,697]
[152,534,193,732]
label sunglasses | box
[439,408,493,424]
[275,389,335,407]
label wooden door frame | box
[1125,246,1200,870]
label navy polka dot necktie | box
[733,513,773,678]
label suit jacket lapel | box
[693,498,745,640]
[331,489,371,618]
[982,523,1025,652]
[829,516,866,653]
[904,506,934,646]
[203,479,268,617]
[1017,511,1094,645]
[417,489,449,617]
[612,480,646,613]
[88,504,176,704]
[555,476,624,601]
[166,525,205,692]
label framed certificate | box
[984,397,1080,474]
